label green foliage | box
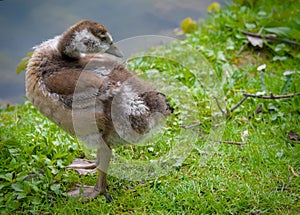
[0,102,81,213]
[2,0,300,214]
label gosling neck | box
[58,26,88,60]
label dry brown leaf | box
[288,164,299,177]
[247,35,263,48]
[287,131,300,141]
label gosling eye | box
[98,32,107,40]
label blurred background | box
[0,0,225,104]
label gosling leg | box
[94,145,112,202]
[67,145,112,201]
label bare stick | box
[210,139,246,146]
[230,95,248,112]
[199,136,246,146]
[229,92,300,114]
[241,31,300,47]
[213,96,225,115]
[243,92,300,99]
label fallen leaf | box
[287,164,299,177]
[247,35,263,48]
[287,131,300,141]
[254,103,263,114]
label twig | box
[230,96,248,112]
[210,139,246,146]
[181,122,202,129]
[243,92,300,99]
[241,31,300,47]
[199,136,246,146]
[229,92,300,114]
[213,96,225,115]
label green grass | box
[1,0,300,214]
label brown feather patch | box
[44,70,104,95]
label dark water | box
[0,0,225,104]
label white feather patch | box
[121,85,149,117]
[64,28,110,57]
[34,36,60,51]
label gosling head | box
[58,20,123,59]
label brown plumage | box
[25,20,173,201]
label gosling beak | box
[105,44,123,58]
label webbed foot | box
[67,185,112,202]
